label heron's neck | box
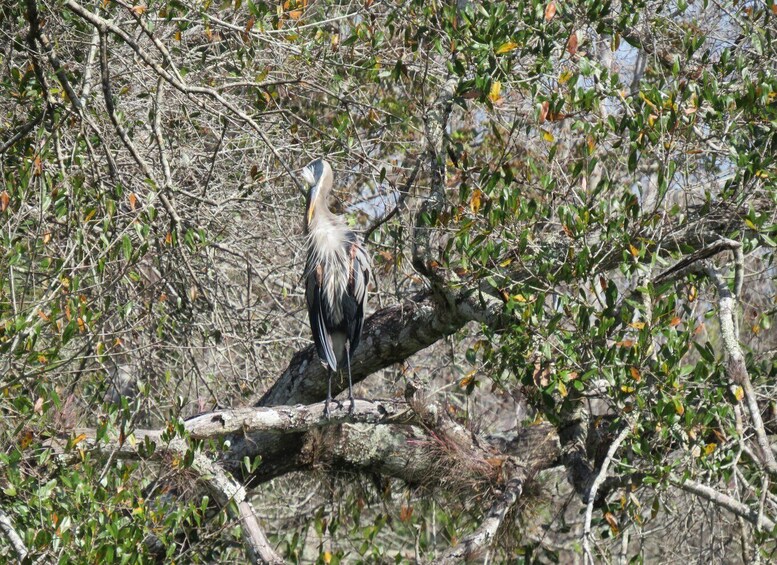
[308,196,344,230]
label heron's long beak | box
[307,202,315,224]
[307,182,319,224]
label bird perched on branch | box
[301,158,371,417]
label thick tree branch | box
[257,294,462,408]
[65,399,410,449]
[583,424,631,564]
[0,509,28,562]
[704,251,777,477]
[188,446,284,564]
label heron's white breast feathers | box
[306,216,353,323]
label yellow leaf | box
[558,70,573,84]
[495,41,518,55]
[675,401,684,416]
[129,192,138,211]
[288,9,303,19]
[323,551,332,564]
[131,4,147,15]
[470,189,483,213]
[688,285,698,302]
[704,443,717,456]
[488,80,502,103]
[541,129,554,142]
[629,367,641,382]
[620,385,635,394]
[732,385,744,401]
[669,316,682,327]
[629,244,639,257]
[629,321,645,330]
[71,433,87,447]
[557,381,568,397]
[0,190,9,212]
[639,91,657,110]
[459,369,477,389]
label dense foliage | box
[1,0,776,562]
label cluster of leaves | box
[1,0,777,561]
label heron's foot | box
[324,400,331,419]
[348,396,355,415]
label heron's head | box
[301,158,333,224]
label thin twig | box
[63,0,307,197]
[672,475,776,531]
[364,157,422,242]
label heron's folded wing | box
[306,270,337,372]
[346,243,371,351]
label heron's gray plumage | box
[301,158,370,414]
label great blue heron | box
[301,158,371,416]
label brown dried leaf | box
[539,100,550,123]
[544,1,556,21]
[399,505,414,522]
[604,512,619,534]
[566,32,578,56]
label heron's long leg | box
[325,368,333,419]
[345,341,355,414]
